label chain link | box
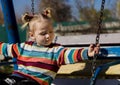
[91,0,105,85]
[31,0,34,15]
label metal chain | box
[31,0,34,15]
[95,0,105,44]
[91,0,105,85]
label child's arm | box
[56,44,100,66]
[0,42,18,59]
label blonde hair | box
[21,8,53,40]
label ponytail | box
[21,12,34,29]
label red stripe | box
[0,42,3,54]
[18,56,57,65]
[73,49,79,62]
[77,49,83,61]
[25,41,34,45]
[17,60,59,72]
[12,44,18,57]
[58,48,67,66]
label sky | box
[0,0,117,18]
[13,0,37,16]
[0,0,38,16]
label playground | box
[0,0,120,85]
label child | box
[0,10,99,85]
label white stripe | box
[64,48,71,64]
[18,65,56,78]
[7,44,13,57]
[20,43,63,53]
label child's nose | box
[46,34,50,39]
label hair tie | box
[21,12,34,29]
[42,7,52,18]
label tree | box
[74,0,112,34]
[15,5,32,24]
[116,0,120,19]
[0,8,4,24]
[39,0,72,22]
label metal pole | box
[1,0,20,70]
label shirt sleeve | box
[0,42,19,58]
[57,46,88,66]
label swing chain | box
[31,0,34,15]
[96,0,105,44]
[91,0,105,85]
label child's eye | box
[40,32,47,35]
[49,31,53,33]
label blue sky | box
[13,0,35,16]
[0,0,39,16]
[1,0,103,13]
[0,0,116,17]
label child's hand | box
[0,55,4,60]
[88,44,100,57]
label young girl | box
[0,10,99,85]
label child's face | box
[32,21,54,46]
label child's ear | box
[29,32,34,37]
[28,32,35,40]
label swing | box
[90,0,120,85]
[90,0,106,85]
[1,0,120,85]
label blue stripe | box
[18,67,53,81]
[18,46,64,61]
[22,49,57,58]
[82,49,88,60]
[55,47,64,59]
[2,43,8,56]
[67,49,75,63]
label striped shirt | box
[0,41,88,85]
